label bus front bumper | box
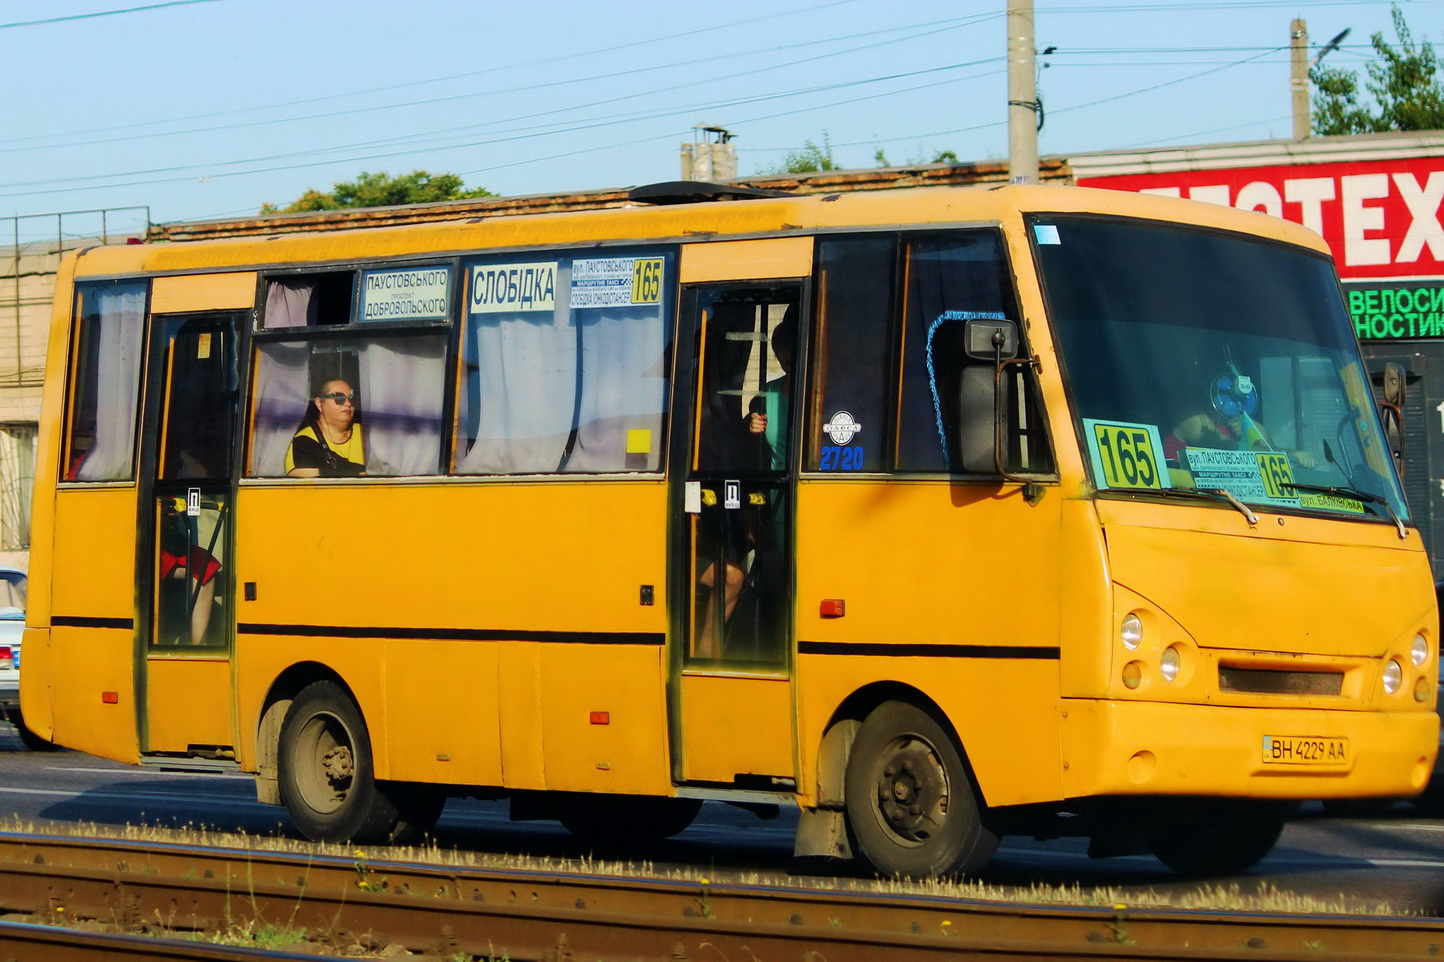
[1061,699,1439,800]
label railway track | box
[0,830,1438,960]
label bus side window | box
[249,334,448,478]
[897,234,1051,475]
[808,237,895,472]
[454,251,673,475]
[262,273,353,328]
[64,280,147,481]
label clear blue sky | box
[0,0,1435,240]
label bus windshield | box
[1034,214,1408,523]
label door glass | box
[154,491,228,647]
[152,314,238,648]
[161,316,239,480]
[688,287,798,668]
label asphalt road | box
[1,720,1442,916]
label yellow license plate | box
[1262,735,1349,766]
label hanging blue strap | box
[926,311,1007,464]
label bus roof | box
[70,183,1331,279]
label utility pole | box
[1291,19,1310,140]
[1007,0,1039,184]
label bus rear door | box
[137,309,244,757]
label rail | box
[0,831,1438,960]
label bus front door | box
[671,284,800,788]
[138,312,243,757]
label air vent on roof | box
[628,181,792,205]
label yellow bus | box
[21,182,1438,878]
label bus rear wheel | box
[278,681,439,844]
[844,701,997,879]
[1146,802,1286,876]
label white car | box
[0,567,53,751]
[0,566,26,715]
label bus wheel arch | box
[273,674,440,844]
[255,662,344,806]
[838,692,998,879]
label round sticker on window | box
[824,411,862,445]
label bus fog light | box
[1383,659,1403,695]
[1121,613,1142,651]
[1160,646,1181,683]
[1415,676,1431,702]
[1413,634,1429,667]
[1122,662,1143,689]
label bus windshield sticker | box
[1082,419,1170,491]
[1033,224,1061,245]
[470,262,557,314]
[571,257,665,309]
[362,267,451,321]
[1181,448,1301,506]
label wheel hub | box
[322,745,354,785]
[875,738,949,843]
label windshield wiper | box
[1280,482,1407,539]
[1147,486,1259,525]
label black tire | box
[9,709,58,752]
[843,701,997,879]
[558,794,702,844]
[1146,802,1286,876]
[277,681,439,844]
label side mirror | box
[1380,361,1405,476]
[964,318,1019,361]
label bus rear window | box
[64,280,147,482]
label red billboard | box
[1078,155,1444,281]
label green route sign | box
[1346,280,1444,340]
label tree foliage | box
[762,133,839,174]
[261,170,495,214]
[1311,4,1444,135]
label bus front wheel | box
[277,681,439,844]
[1145,802,1286,876]
[843,701,997,879]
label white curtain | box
[358,336,447,475]
[264,279,315,328]
[249,341,311,476]
[457,290,579,474]
[74,284,145,481]
[565,307,668,472]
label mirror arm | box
[993,352,1042,485]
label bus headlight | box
[1121,613,1142,651]
[1160,646,1181,683]
[1413,633,1429,667]
[1122,662,1143,689]
[1383,659,1403,695]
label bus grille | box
[1218,667,1343,696]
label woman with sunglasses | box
[285,378,366,477]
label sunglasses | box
[318,392,356,405]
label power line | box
[0,0,225,30]
[0,12,1000,156]
[2,0,885,149]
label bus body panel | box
[1061,699,1438,798]
[145,655,233,751]
[795,651,1065,808]
[793,478,1068,808]
[49,625,138,762]
[229,481,673,790]
[677,674,793,784]
[1098,499,1436,666]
